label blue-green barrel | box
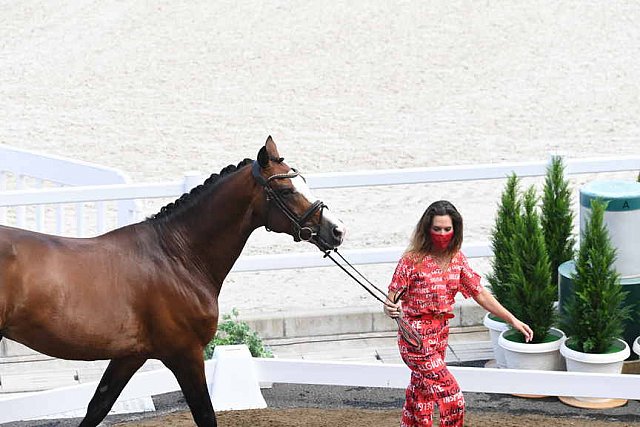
[580,180,640,279]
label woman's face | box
[431,215,453,234]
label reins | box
[323,248,463,363]
[323,249,424,351]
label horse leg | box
[164,349,216,427]
[78,356,146,427]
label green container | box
[558,260,640,359]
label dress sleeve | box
[388,256,411,295]
[458,253,483,298]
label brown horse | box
[0,137,345,426]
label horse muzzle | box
[311,213,346,251]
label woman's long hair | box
[406,200,464,261]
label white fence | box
[1,153,639,269]
[0,146,138,236]
[0,345,638,422]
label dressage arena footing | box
[2,370,639,426]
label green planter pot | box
[558,260,640,356]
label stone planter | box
[634,336,640,358]
[559,337,630,408]
[483,313,510,368]
[498,327,566,371]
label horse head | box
[252,136,346,251]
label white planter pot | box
[633,336,640,358]
[559,338,630,407]
[498,327,566,371]
[483,313,510,368]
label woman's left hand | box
[512,319,534,342]
[383,300,401,319]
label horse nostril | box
[333,224,346,240]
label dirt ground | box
[118,408,640,427]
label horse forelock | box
[147,158,254,221]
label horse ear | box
[265,135,280,158]
[257,146,269,168]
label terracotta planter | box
[483,313,510,368]
[559,338,630,408]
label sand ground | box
[117,408,640,427]
[1,1,639,318]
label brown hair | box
[405,200,463,260]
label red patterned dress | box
[388,251,483,427]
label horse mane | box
[146,158,254,222]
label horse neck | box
[153,167,262,288]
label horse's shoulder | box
[0,242,17,260]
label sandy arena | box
[1,1,639,426]
[1,1,639,318]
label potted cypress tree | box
[484,174,521,368]
[558,198,631,408]
[541,155,576,291]
[498,186,565,372]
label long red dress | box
[389,251,483,427]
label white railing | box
[0,146,138,236]
[1,154,637,269]
[0,345,638,422]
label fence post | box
[183,171,203,193]
[208,345,267,411]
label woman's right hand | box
[511,318,534,343]
[384,300,401,318]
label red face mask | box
[430,231,453,251]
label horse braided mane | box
[146,158,254,221]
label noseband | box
[252,160,326,242]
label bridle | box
[252,160,327,245]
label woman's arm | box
[473,288,534,342]
[383,291,401,318]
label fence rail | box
[2,156,639,208]
[1,154,637,269]
[0,145,138,235]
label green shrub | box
[204,308,273,359]
[486,173,521,313]
[541,156,576,290]
[508,186,556,343]
[560,199,632,353]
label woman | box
[384,200,533,427]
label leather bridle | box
[252,160,327,245]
